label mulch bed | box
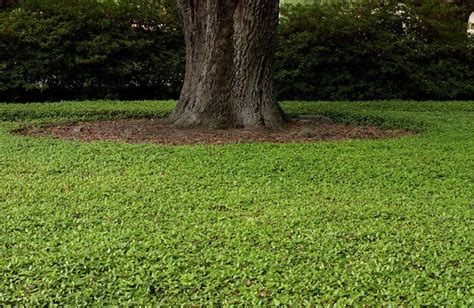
[15,117,414,145]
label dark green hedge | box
[0,0,184,101]
[1,0,473,102]
[276,1,474,100]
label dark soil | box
[15,118,414,145]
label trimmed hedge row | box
[0,0,473,102]
[0,0,184,101]
[276,2,474,100]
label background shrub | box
[276,1,474,100]
[0,0,184,102]
[0,0,472,102]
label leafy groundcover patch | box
[0,100,473,305]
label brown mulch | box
[15,118,414,145]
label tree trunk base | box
[172,0,286,130]
[168,101,288,130]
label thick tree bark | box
[168,0,287,129]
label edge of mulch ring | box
[14,115,415,146]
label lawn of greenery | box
[0,100,473,305]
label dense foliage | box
[0,0,473,101]
[0,0,184,101]
[276,2,474,100]
[1,100,473,305]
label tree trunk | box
[168,0,287,129]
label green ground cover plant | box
[0,100,473,305]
